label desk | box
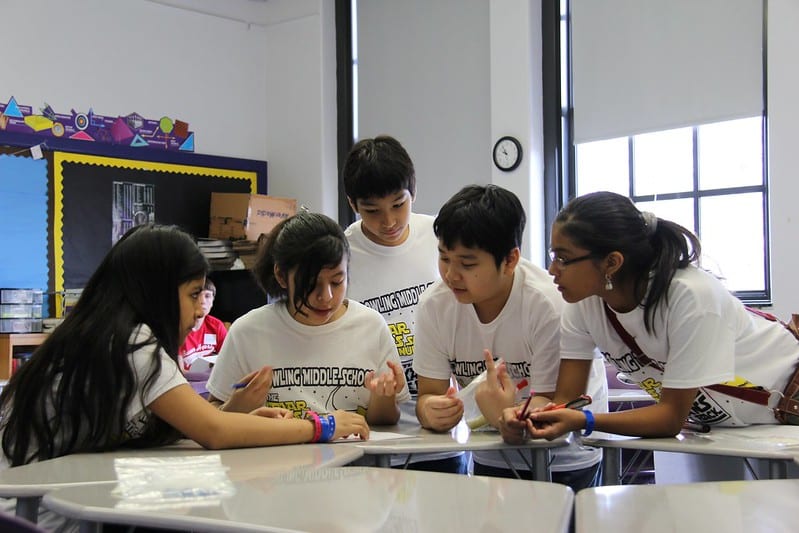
[575,478,799,533]
[357,421,571,481]
[0,439,363,522]
[607,388,654,409]
[584,425,799,485]
[0,333,47,379]
[44,466,575,533]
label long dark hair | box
[555,191,701,333]
[0,224,208,466]
[253,212,349,317]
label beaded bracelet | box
[582,410,595,437]
[319,414,336,443]
[304,410,322,443]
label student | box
[179,278,227,372]
[0,224,370,469]
[500,191,799,445]
[342,135,466,472]
[206,211,410,425]
[412,185,607,490]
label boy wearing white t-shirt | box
[343,135,467,473]
[413,184,608,491]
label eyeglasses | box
[548,250,596,268]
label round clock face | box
[493,136,522,171]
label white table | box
[357,420,571,481]
[584,425,799,485]
[607,388,655,409]
[0,440,363,522]
[44,466,575,533]
[576,478,799,533]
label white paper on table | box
[333,430,418,443]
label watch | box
[492,136,523,172]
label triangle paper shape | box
[70,131,95,141]
[4,96,23,118]
[130,134,149,147]
[179,132,195,151]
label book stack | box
[197,239,237,271]
[231,240,260,270]
[0,289,44,332]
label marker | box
[517,387,536,421]
[546,394,592,411]
[231,382,247,390]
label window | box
[547,0,769,302]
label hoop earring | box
[605,275,614,291]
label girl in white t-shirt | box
[206,212,409,425]
[500,191,799,443]
[0,224,370,468]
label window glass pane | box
[633,127,693,196]
[575,138,628,196]
[635,198,695,236]
[698,116,763,190]
[699,193,765,292]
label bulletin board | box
[53,152,258,312]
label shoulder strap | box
[602,301,775,408]
[602,301,664,372]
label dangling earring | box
[605,275,614,291]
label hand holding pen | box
[224,365,273,414]
[518,394,592,420]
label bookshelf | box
[0,333,48,379]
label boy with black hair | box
[343,135,467,473]
[413,184,608,490]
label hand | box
[330,410,370,441]
[248,406,293,419]
[419,386,464,432]
[364,360,406,397]
[474,349,516,428]
[498,406,531,445]
[223,366,273,413]
[526,406,588,441]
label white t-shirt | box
[207,300,410,416]
[346,213,455,465]
[561,265,799,426]
[413,259,607,471]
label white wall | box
[356,0,492,220]
[765,0,799,319]
[0,0,336,218]
[1,0,270,160]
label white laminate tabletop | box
[0,440,364,498]
[607,389,655,404]
[576,478,799,533]
[583,424,799,460]
[44,466,575,533]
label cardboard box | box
[209,193,297,241]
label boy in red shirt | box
[179,278,227,373]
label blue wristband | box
[319,414,336,442]
[582,410,595,436]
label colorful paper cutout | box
[0,97,193,152]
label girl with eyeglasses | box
[500,191,799,444]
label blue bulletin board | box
[0,155,48,296]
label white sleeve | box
[525,297,562,393]
[206,323,251,402]
[560,302,599,361]
[412,297,453,381]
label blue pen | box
[231,381,247,390]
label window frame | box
[542,0,771,304]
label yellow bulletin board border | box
[52,152,257,316]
